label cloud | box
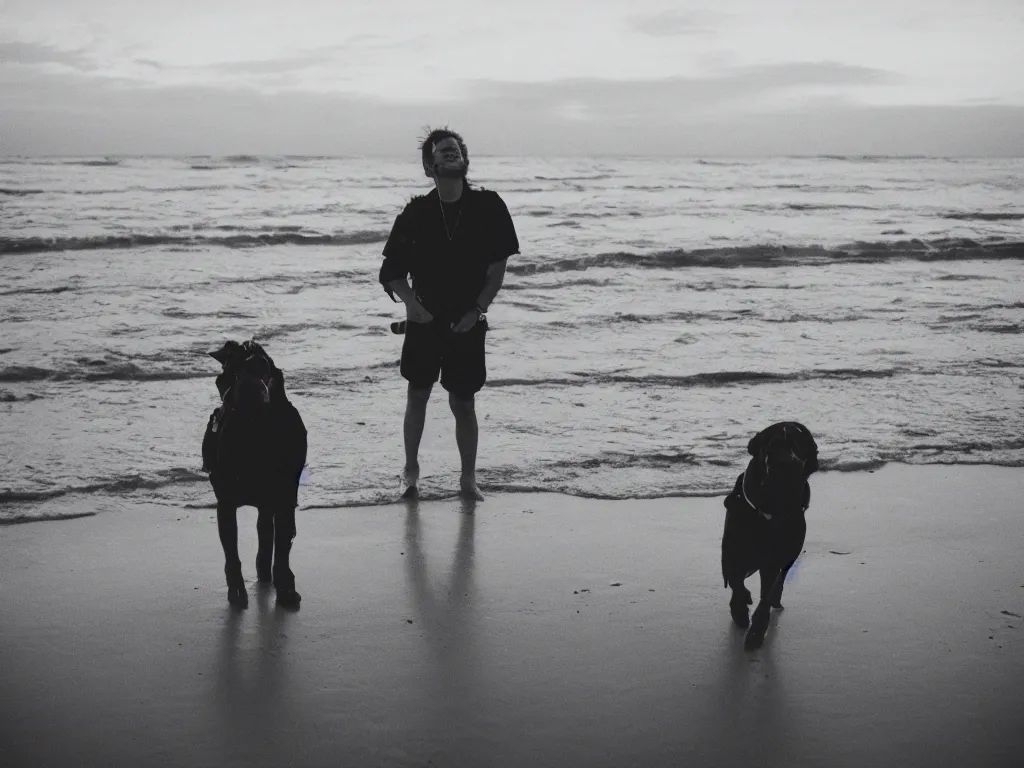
[180,37,407,76]
[628,10,727,37]
[469,62,897,121]
[732,61,895,88]
[0,61,1019,157]
[196,54,333,76]
[1,33,428,98]
[0,41,96,71]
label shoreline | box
[2,463,1023,767]
[3,460,1024,526]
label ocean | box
[1,155,1022,524]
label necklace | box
[438,194,463,242]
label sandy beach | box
[2,463,1022,767]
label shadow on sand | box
[212,583,296,758]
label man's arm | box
[380,205,433,322]
[379,208,415,301]
[452,258,508,333]
[452,191,517,332]
[479,191,517,311]
[475,258,507,312]
[387,277,433,323]
[476,191,517,312]
[385,278,418,305]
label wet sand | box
[1,464,1022,767]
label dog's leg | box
[745,566,780,650]
[272,506,301,608]
[255,507,274,584]
[726,571,753,628]
[771,519,806,610]
[769,559,796,609]
[216,501,239,563]
[217,502,248,608]
[722,495,754,628]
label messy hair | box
[419,126,470,177]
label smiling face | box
[424,136,468,179]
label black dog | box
[721,422,819,649]
[202,340,307,608]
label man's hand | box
[387,278,432,323]
[405,299,434,324]
[451,308,481,333]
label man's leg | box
[440,320,488,500]
[399,320,442,497]
[449,392,483,500]
[216,500,248,607]
[403,384,432,495]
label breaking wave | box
[0,468,207,507]
[943,212,1024,221]
[486,368,905,389]
[0,362,207,384]
[1,230,388,256]
[506,240,1024,275]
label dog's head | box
[744,422,818,518]
[209,339,284,406]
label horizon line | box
[4,152,1024,160]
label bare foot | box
[459,475,484,501]
[401,463,419,498]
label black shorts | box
[400,318,488,397]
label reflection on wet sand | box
[686,611,799,762]
[403,497,481,739]
[212,585,294,758]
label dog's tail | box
[721,473,746,589]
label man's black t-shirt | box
[379,186,519,323]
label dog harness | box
[740,471,773,521]
[740,447,811,522]
[740,476,811,522]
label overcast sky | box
[2,0,1023,155]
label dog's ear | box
[247,340,275,369]
[214,372,233,400]
[747,423,781,457]
[269,366,288,400]
[790,423,819,475]
[209,341,241,365]
[805,453,819,476]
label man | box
[379,127,519,500]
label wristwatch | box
[475,305,487,322]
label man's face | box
[428,137,467,179]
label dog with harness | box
[202,340,307,608]
[721,421,819,649]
